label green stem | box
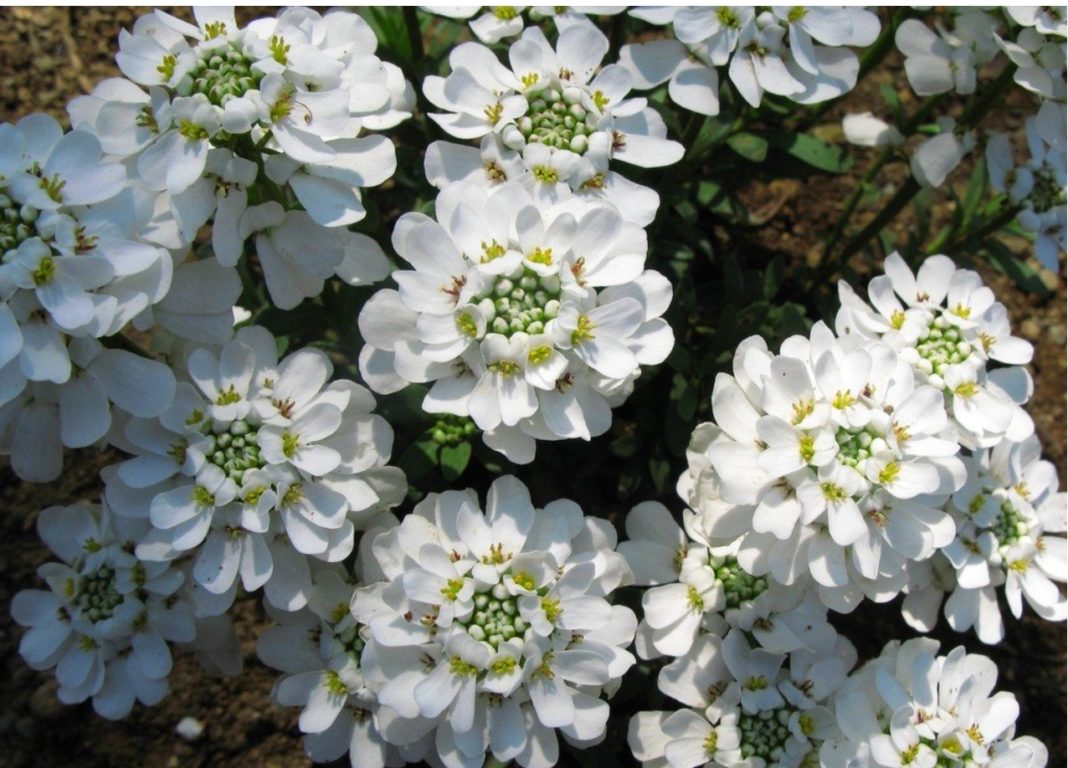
[838,177,921,261]
[832,65,1018,263]
[819,95,939,262]
[856,9,913,85]
[608,12,627,61]
[930,202,1022,256]
[403,7,425,69]
[100,331,155,359]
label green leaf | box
[358,8,411,64]
[397,439,438,482]
[982,240,1051,297]
[669,373,698,422]
[879,84,902,122]
[767,132,852,173]
[727,131,768,163]
[439,442,472,481]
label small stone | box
[29,679,65,719]
[176,716,205,741]
[1019,319,1041,340]
[1047,324,1066,346]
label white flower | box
[910,118,976,188]
[259,563,401,768]
[424,17,684,187]
[678,320,963,612]
[826,638,1049,768]
[353,476,636,768]
[105,326,402,613]
[836,252,1034,449]
[986,119,1066,271]
[358,181,673,463]
[842,113,904,148]
[11,503,195,719]
[630,627,852,768]
[620,6,879,115]
[68,6,408,296]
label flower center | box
[1031,165,1066,213]
[738,707,794,762]
[517,85,595,154]
[835,426,878,468]
[186,40,263,107]
[74,565,124,623]
[206,419,264,483]
[479,267,562,337]
[430,415,478,445]
[707,555,768,609]
[459,583,530,651]
[333,623,366,667]
[0,190,41,255]
[914,317,973,376]
[992,499,1028,547]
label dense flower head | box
[628,625,856,768]
[11,503,195,719]
[104,325,404,615]
[66,6,408,308]
[259,560,402,768]
[619,501,830,661]
[0,113,179,482]
[351,475,637,768]
[677,316,965,612]
[837,253,1035,450]
[902,434,1067,644]
[358,180,673,464]
[823,637,1048,768]
[423,15,683,224]
[619,6,880,116]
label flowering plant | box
[2,6,1064,768]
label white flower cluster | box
[358,180,672,464]
[0,114,178,482]
[903,434,1067,644]
[619,6,880,116]
[424,16,684,226]
[675,253,1057,618]
[620,502,829,661]
[104,324,404,616]
[823,637,1048,768]
[837,253,1034,450]
[629,624,857,768]
[68,6,412,308]
[345,476,637,768]
[12,503,196,719]
[622,500,863,767]
[425,6,625,46]
[258,561,402,768]
[987,118,1066,271]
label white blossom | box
[11,503,195,719]
[352,476,636,768]
[358,181,673,463]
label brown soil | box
[0,7,1064,768]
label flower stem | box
[928,200,1022,256]
[831,64,1018,264]
[403,7,425,68]
[100,331,155,359]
